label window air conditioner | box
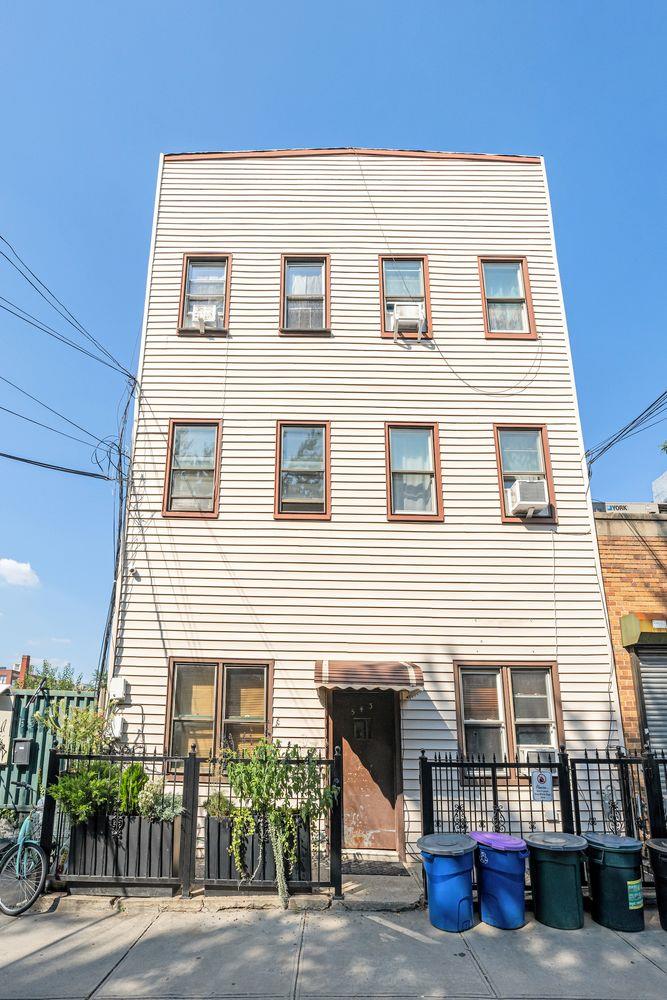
[507,478,550,517]
[519,747,557,765]
[392,302,425,341]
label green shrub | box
[203,790,233,819]
[34,702,116,753]
[119,763,148,815]
[48,763,120,823]
[137,779,183,822]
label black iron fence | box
[40,745,342,898]
[419,747,667,883]
[197,749,342,894]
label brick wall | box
[595,512,667,750]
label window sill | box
[500,511,558,526]
[279,328,332,337]
[387,513,444,523]
[162,510,219,519]
[177,327,229,337]
[485,330,537,341]
[274,512,332,521]
[381,330,432,341]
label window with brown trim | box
[379,256,432,339]
[457,663,562,762]
[178,255,232,334]
[163,420,221,517]
[275,421,331,519]
[280,256,330,334]
[494,424,556,523]
[479,257,536,339]
[385,423,443,521]
[167,659,271,757]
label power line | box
[0,236,133,377]
[0,297,127,375]
[0,449,112,480]
[0,402,98,448]
[0,373,106,446]
[586,388,667,475]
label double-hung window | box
[275,422,330,518]
[495,425,555,521]
[168,660,269,757]
[281,257,329,333]
[458,665,560,762]
[179,256,231,333]
[386,423,443,520]
[479,258,535,339]
[380,256,431,338]
[163,420,221,516]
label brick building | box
[594,503,667,751]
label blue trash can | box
[470,831,528,929]
[417,833,476,932]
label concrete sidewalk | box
[1,904,666,999]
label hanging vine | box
[217,740,338,907]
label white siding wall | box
[112,151,618,850]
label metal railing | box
[419,746,667,884]
[41,744,343,898]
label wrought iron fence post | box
[330,744,343,899]
[419,750,434,836]
[179,745,200,898]
[615,746,635,837]
[39,746,60,865]
[643,750,667,838]
[557,746,575,834]
[490,758,501,832]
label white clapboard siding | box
[111,150,618,850]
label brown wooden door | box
[332,690,397,851]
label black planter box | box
[66,814,179,893]
[205,814,312,887]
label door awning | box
[314,659,424,695]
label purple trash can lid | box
[469,831,527,852]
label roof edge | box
[163,146,540,164]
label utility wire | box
[0,236,133,377]
[0,402,98,448]
[0,297,127,375]
[0,449,112,479]
[586,388,667,476]
[0,373,107,446]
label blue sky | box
[0,1,665,677]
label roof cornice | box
[163,146,540,164]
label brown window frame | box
[165,657,274,757]
[385,421,444,522]
[162,418,222,519]
[274,420,332,520]
[177,254,232,336]
[454,661,564,763]
[478,256,536,341]
[378,255,433,340]
[279,255,331,335]
[493,423,557,524]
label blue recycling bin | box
[418,834,476,932]
[471,831,528,929]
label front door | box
[332,690,398,851]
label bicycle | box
[0,781,48,916]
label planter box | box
[66,814,180,894]
[205,814,312,887]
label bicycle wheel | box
[0,842,47,916]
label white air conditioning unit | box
[520,747,557,765]
[508,478,550,517]
[392,302,425,341]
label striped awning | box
[314,660,424,695]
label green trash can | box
[525,832,587,929]
[646,838,667,931]
[585,832,644,932]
